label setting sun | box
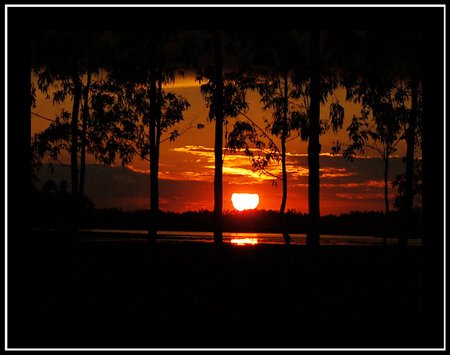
[231,193,260,212]
[230,238,258,245]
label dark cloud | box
[35,154,408,214]
[286,155,405,185]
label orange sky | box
[31,74,413,214]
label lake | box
[79,229,422,246]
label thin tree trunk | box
[79,69,91,197]
[148,65,158,243]
[154,39,163,238]
[405,76,417,213]
[70,73,81,197]
[69,73,81,231]
[280,69,290,245]
[148,34,164,244]
[401,71,418,247]
[213,30,224,244]
[383,156,389,246]
[306,30,321,248]
[384,156,389,215]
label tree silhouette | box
[91,30,191,242]
[306,30,321,248]
[393,158,422,212]
[333,30,421,244]
[334,78,410,244]
[293,31,346,247]
[340,80,409,210]
[213,30,224,245]
[226,30,343,245]
[31,30,114,229]
[32,31,84,196]
[225,30,297,245]
[196,30,251,244]
[399,30,423,247]
[79,37,93,197]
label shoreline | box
[30,228,423,248]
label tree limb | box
[31,111,56,122]
[237,110,281,155]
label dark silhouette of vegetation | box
[30,28,423,247]
[336,79,409,215]
[226,31,344,245]
[32,30,191,241]
[196,31,252,244]
[306,30,321,248]
[212,30,224,245]
[32,179,94,230]
[31,205,423,239]
[332,30,424,246]
[398,31,423,247]
[253,31,300,245]
[31,30,114,229]
[393,158,422,212]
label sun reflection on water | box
[230,238,258,246]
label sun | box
[231,193,260,212]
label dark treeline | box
[31,199,422,238]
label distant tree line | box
[30,197,422,238]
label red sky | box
[31,74,413,215]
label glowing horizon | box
[230,238,258,246]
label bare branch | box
[364,143,385,157]
[237,110,281,155]
[286,134,300,143]
[31,111,56,122]
[255,166,283,181]
[160,110,205,144]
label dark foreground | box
[14,230,439,348]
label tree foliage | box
[333,79,410,161]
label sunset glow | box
[231,193,260,212]
[230,238,258,245]
[30,32,415,215]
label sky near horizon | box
[31,74,414,215]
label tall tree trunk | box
[148,65,158,243]
[384,156,389,215]
[154,38,164,239]
[213,30,224,244]
[383,155,389,246]
[280,69,290,245]
[148,34,164,244]
[70,74,81,197]
[405,76,418,213]
[306,30,321,248]
[69,73,81,231]
[401,71,418,247]
[79,69,91,197]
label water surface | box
[80,229,422,246]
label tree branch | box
[31,111,56,122]
[258,168,283,181]
[237,110,281,155]
[364,143,385,157]
[286,134,301,143]
[55,157,70,168]
[159,110,206,144]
